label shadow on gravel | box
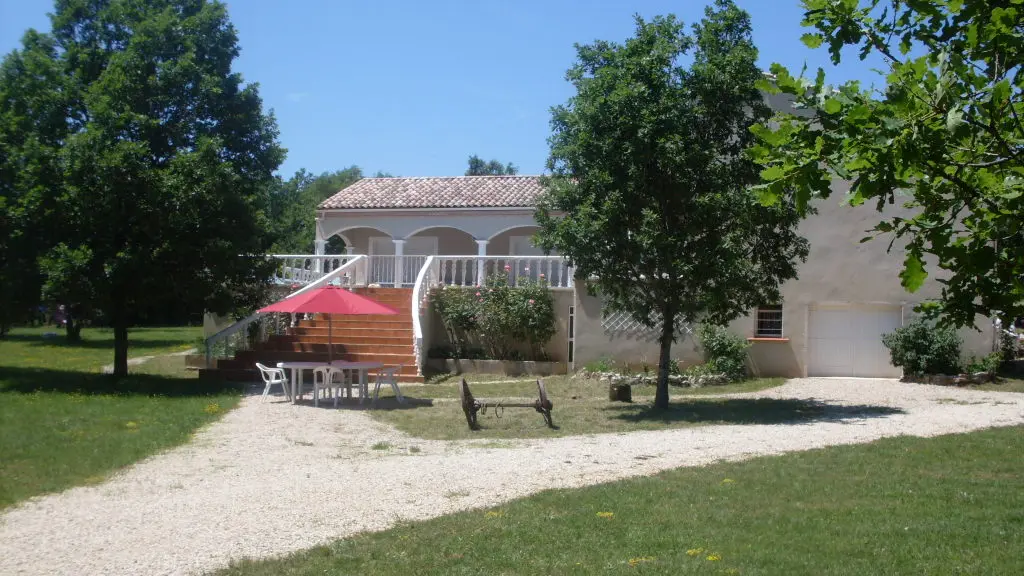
[606,398,904,426]
[266,393,435,411]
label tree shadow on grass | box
[606,398,904,426]
[1,332,192,351]
[0,366,241,398]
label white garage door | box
[808,304,904,378]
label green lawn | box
[0,325,239,509]
[972,377,1024,393]
[369,377,801,440]
[219,426,1024,575]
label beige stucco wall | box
[572,286,705,371]
[572,188,995,377]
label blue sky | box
[0,0,880,178]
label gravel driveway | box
[1,378,1022,575]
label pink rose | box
[478,298,484,303]
[539,273,545,278]
[504,264,511,271]
[475,291,481,296]
[529,299,535,304]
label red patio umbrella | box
[258,286,399,361]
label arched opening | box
[487,226,569,287]
[328,226,393,255]
[406,226,477,286]
[329,226,395,286]
[487,225,545,256]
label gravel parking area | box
[1,378,1022,575]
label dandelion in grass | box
[721,478,735,484]
[628,556,655,567]
[596,511,614,519]
[720,568,740,575]
[706,554,721,561]
[484,510,504,518]
[204,403,221,415]
[686,548,705,557]
[125,421,138,430]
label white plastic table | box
[275,361,383,404]
[330,360,384,404]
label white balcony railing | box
[366,255,430,287]
[431,256,574,288]
[270,254,352,285]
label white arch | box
[333,232,352,247]
[486,224,541,241]
[404,224,476,240]
[321,224,394,240]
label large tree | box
[466,154,518,175]
[268,167,363,254]
[751,0,1023,327]
[536,1,808,409]
[0,0,285,375]
[0,30,67,336]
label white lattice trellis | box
[601,310,694,342]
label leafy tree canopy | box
[269,167,363,254]
[751,0,1024,327]
[536,1,808,408]
[0,0,285,374]
[466,154,518,175]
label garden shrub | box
[965,351,1004,375]
[432,286,479,357]
[697,324,749,381]
[999,329,1020,361]
[881,319,962,376]
[430,271,556,361]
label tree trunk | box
[113,322,129,377]
[655,305,676,410]
[65,315,82,342]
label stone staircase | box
[199,288,423,383]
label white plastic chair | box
[255,363,290,403]
[372,365,406,404]
[312,366,341,408]
[333,367,359,405]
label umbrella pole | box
[328,314,333,363]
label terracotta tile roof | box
[318,175,544,210]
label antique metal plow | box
[458,378,554,431]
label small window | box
[755,305,783,338]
